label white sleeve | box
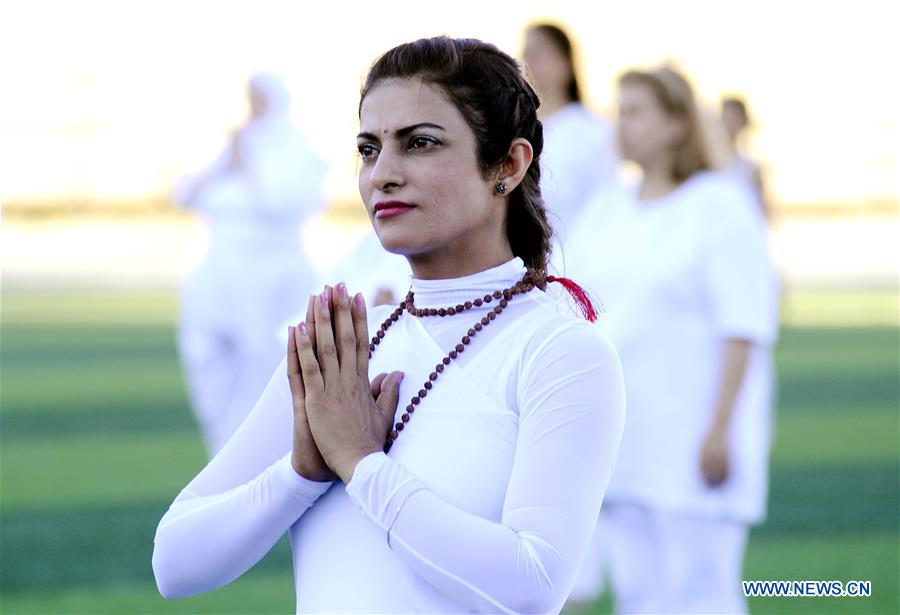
[152,357,334,599]
[704,181,779,345]
[344,321,626,614]
[171,145,232,210]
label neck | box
[727,132,740,152]
[406,244,516,281]
[638,155,679,200]
[407,254,528,309]
[538,90,571,121]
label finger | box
[314,287,339,384]
[295,321,324,393]
[332,282,357,377]
[370,372,389,399]
[305,294,317,356]
[352,291,370,377]
[376,371,404,430]
[717,461,728,484]
[288,324,307,402]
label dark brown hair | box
[527,23,582,104]
[619,66,711,184]
[359,36,554,286]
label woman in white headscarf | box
[173,71,328,456]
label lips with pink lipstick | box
[374,200,416,219]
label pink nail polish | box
[337,282,347,298]
[354,292,364,308]
[320,290,329,309]
[298,322,307,335]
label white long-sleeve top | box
[152,256,626,614]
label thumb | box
[370,372,389,399]
[375,371,404,427]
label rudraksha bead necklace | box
[369,270,538,452]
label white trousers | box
[570,502,749,614]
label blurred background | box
[1,0,897,613]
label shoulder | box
[518,292,621,372]
[683,171,763,228]
[684,171,753,205]
[566,104,613,138]
[575,181,632,226]
[511,295,625,422]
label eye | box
[408,136,440,151]
[357,143,379,163]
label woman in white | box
[568,67,778,614]
[721,96,770,219]
[522,23,617,268]
[173,71,328,456]
[153,37,626,614]
[315,228,412,308]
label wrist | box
[291,454,335,483]
[337,444,383,485]
[707,421,730,441]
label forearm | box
[709,338,752,431]
[152,452,332,599]
[346,452,603,614]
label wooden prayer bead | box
[372,271,537,452]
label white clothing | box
[566,172,779,522]
[725,153,766,215]
[540,103,617,275]
[153,256,626,614]
[725,154,760,196]
[316,229,412,308]
[174,76,328,456]
[601,503,748,614]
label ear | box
[494,138,534,194]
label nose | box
[368,148,404,193]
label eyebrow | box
[357,122,446,141]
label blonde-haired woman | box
[568,67,779,613]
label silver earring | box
[495,182,508,195]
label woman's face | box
[357,79,503,260]
[617,82,682,166]
[721,103,748,140]
[522,30,571,99]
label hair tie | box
[547,276,599,323]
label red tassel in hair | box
[547,276,599,323]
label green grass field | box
[1,288,897,614]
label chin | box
[375,227,419,256]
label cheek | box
[358,168,371,200]
[419,163,467,209]
[622,115,662,152]
[417,159,489,223]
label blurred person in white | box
[153,36,626,614]
[566,66,779,614]
[722,96,770,220]
[172,71,328,457]
[522,23,617,276]
[275,232,411,356]
[315,228,411,309]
